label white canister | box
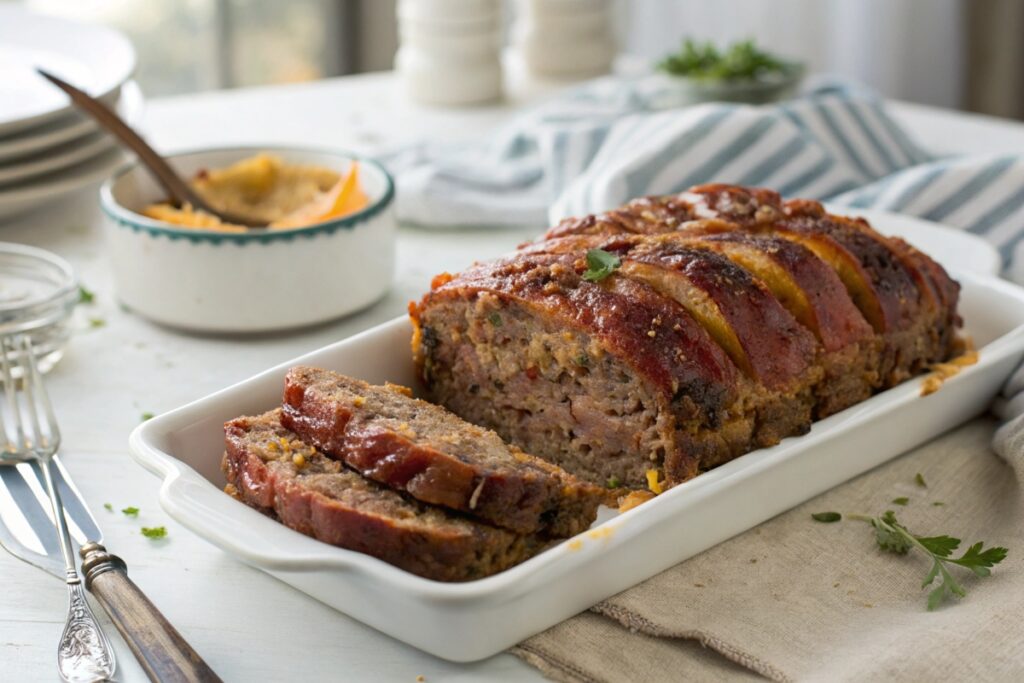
[396,46,503,106]
[512,0,615,79]
[396,0,504,105]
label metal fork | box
[0,334,116,683]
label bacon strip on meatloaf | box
[280,366,604,536]
[414,184,960,492]
[223,410,542,581]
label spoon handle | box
[36,69,199,209]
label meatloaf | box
[223,410,542,581]
[411,184,961,491]
[280,366,604,536]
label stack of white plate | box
[0,6,139,221]
[395,0,504,106]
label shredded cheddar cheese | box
[646,469,664,495]
[618,490,656,513]
[921,344,979,397]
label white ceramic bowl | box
[100,146,396,333]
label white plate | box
[0,6,135,135]
[130,269,1024,661]
[826,204,1002,277]
[0,100,109,164]
[0,131,116,187]
[0,148,127,221]
[0,82,142,222]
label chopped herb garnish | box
[915,473,927,488]
[141,412,155,422]
[811,511,842,523]
[88,317,106,328]
[78,286,95,304]
[488,313,503,327]
[606,476,622,489]
[657,38,791,81]
[582,249,621,282]
[839,510,1008,610]
[892,497,910,506]
[141,526,167,539]
[932,501,946,507]
[121,506,139,517]
[103,503,113,512]
[574,353,590,367]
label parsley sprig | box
[844,510,1008,610]
[582,249,621,282]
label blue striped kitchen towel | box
[383,78,1024,283]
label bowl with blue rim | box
[100,146,396,333]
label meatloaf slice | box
[280,366,603,536]
[223,410,540,582]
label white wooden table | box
[4,72,1024,682]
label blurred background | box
[8,0,1024,119]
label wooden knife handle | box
[80,542,221,683]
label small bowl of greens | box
[649,39,804,107]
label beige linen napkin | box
[512,418,1024,681]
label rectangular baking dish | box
[130,269,1024,662]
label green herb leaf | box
[948,542,1009,577]
[141,526,167,539]
[582,249,621,282]
[488,313,502,327]
[78,286,95,304]
[657,38,791,81]
[574,353,590,367]
[121,506,139,517]
[932,501,945,506]
[88,317,106,329]
[103,503,113,511]
[811,511,841,523]
[892,497,910,506]
[141,412,155,422]
[916,535,959,558]
[845,509,1008,610]
[915,472,927,488]
[870,511,912,554]
[606,476,622,489]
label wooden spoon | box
[37,68,267,228]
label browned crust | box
[222,411,539,582]
[423,252,740,423]
[280,366,602,536]
[679,231,875,353]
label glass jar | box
[0,242,79,374]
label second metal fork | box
[0,334,116,683]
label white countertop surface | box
[4,71,1024,682]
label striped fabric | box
[383,79,1024,282]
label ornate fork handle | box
[59,581,116,683]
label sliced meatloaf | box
[414,184,961,492]
[280,366,603,536]
[412,252,749,485]
[223,410,541,581]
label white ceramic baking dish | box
[130,265,1024,662]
